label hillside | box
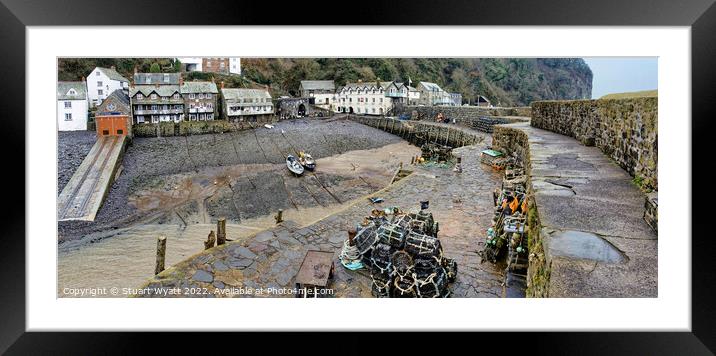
[58,57,593,106]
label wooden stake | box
[155,236,166,275]
[275,209,284,224]
[217,217,226,245]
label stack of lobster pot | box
[352,210,458,298]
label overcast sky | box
[582,57,658,98]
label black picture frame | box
[2,0,713,353]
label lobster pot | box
[392,214,413,231]
[405,232,442,258]
[416,268,449,298]
[370,243,394,274]
[407,211,435,235]
[391,250,414,276]
[370,263,392,298]
[413,256,440,278]
[378,224,406,249]
[392,275,417,298]
[354,223,380,255]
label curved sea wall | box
[531,97,657,191]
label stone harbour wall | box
[394,105,531,121]
[348,115,485,148]
[491,125,550,297]
[531,97,658,191]
[132,119,276,137]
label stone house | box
[180,81,219,121]
[221,87,274,123]
[299,80,335,110]
[417,82,453,106]
[450,92,463,106]
[57,81,88,131]
[130,73,184,123]
[95,89,132,137]
[86,66,129,107]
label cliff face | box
[242,58,593,106]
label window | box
[64,113,72,121]
[151,94,157,99]
[189,93,195,99]
[137,93,143,100]
[173,93,180,99]
[206,93,212,99]
[372,98,375,103]
[97,81,103,87]
[64,101,71,108]
[96,71,100,76]
[97,89,103,96]
[102,130,109,135]
[198,93,203,99]
[137,116,145,123]
[117,129,123,135]
[151,105,157,110]
[207,103,213,109]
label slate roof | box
[180,81,218,94]
[96,67,129,82]
[222,88,272,101]
[57,81,87,100]
[98,89,130,114]
[300,80,335,91]
[342,81,395,90]
[130,85,181,97]
[133,72,181,85]
[419,82,444,92]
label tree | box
[149,63,161,73]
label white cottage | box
[87,67,130,107]
[57,81,88,131]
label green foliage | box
[58,57,594,107]
[149,63,161,73]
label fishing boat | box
[286,155,305,176]
[298,152,316,171]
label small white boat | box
[264,124,274,129]
[286,155,304,176]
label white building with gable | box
[57,81,88,131]
[87,66,130,107]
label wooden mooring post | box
[155,236,166,275]
[275,209,284,224]
[217,217,227,245]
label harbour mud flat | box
[57,118,407,243]
[58,137,419,295]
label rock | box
[213,260,229,272]
[192,270,213,283]
[255,231,275,242]
[227,257,254,269]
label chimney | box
[133,65,138,74]
[221,81,225,89]
[81,76,85,82]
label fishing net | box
[354,222,380,255]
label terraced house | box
[180,81,219,121]
[87,66,129,107]
[221,87,274,123]
[336,80,396,115]
[130,73,184,123]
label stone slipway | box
[57,135,126,222]
[499,122,657,297]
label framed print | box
[2,0,714,353]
